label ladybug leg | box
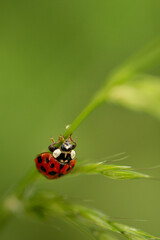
[49,138,57,152]
[50,138,60,145]
[51,136,63,145]
[49,137,61,151]
[59,135,65,142]
[51,137,55,143]
[50,135,65,148]
[69,134,77,149]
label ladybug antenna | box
[68,134,77,149]
[69,134,77,143]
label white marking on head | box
[53,149,61,158]
[64,144,71,150]
[71,150,76,159]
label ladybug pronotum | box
[35,135,77,179]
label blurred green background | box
[0,0,160,239]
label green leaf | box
[108,75,160,119]
[113,222,160,240]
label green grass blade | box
[72,162,150,180]
[25,191,159,240]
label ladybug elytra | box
[35,135,77,179]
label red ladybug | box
[35,136,77,179]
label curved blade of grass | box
[0,162,150,233]
[25,191,159,240]
[108,75,160,119]
[71,162,150,180]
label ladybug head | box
[61,139,75,152]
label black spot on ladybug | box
[50,163,54,168]
[58,173,63,177]
[60,164,64,170]
[37,156,42,163]
[49,171,57,176]
[46,158,50,163]
[41,166,46,172]
[67,167,70,171]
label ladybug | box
[35,135,77,179]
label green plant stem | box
[63,92,105,139]
[61,37,160,141]
[0,168,39,232]
[15,168,40,198]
